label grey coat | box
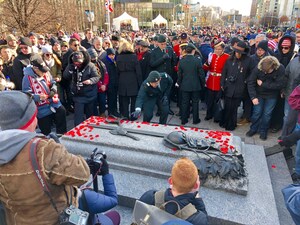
[284,57,300,98]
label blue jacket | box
[22,70,62,119]
[140,188,208,225]
[79,174,118,224]
[199,44,213,64]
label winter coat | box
[81,38,92,50]
[12,52,39,90]
[116,51,142,96]
[149,46,176,77]
[289,85,300,123]
[138,50,152,81]
[177,54,204,92]
[276,35,297,67]
[284,57,300,98]
[22,71,62,119]
[0,130,90,225]
[78,174,118,223]
[102,56,118,89]
[63,50,100,103]
[221,54,253,98]
[139,188,208,225]
[93,59,109,93]
[248,56,287,100]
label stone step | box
[266,152,295,225]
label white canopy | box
[112,12,139,31]
[152,14,168,28]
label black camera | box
[59,205,89,225]
[86,148,106,174]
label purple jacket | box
[289,85,300,123]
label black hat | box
[147,71,161,83]
[139,40,149,47]
[230,37,240,46]
[106,48,115,55]
[31,55,50,72]
[111,35,120,41]
[19,37,32,47]
[49,37,59,46]
[171,32,177,36]
[157,35,166,43]
[72,51,84,63]
[28,32,36,37]
[153,36,158,41]
[257,40,269,52]
[180,32,188,39]
[233,40,247,54]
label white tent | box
[112,12,139,31]
[152,14,168,28]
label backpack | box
[132,190,196,225]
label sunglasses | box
[21,92,34,119]
[73,44,79,47]
[62,45,68,47]
[281,46,290,50]
[45,54,52,57]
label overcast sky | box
[192,0,252,16]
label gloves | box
[162,53,170,60]
[130,108,141,121]
[98,158,109,176]
[279,130,300,147]
[161,96,169,106]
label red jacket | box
[97,71,109,93]
[203,53,229,91]
[289,85,300,123]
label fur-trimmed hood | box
[258,56,281,72]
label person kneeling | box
[131,71,173,124]
[139,157,208,225]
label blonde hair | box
[171,157,198,193]
[118,39,134,54]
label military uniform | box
[135,72,173,124]
[178,51,205,125]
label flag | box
[105,0,113,12]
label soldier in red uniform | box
[203,40,229,122]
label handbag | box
[282,183,300,225]
[132,200,185,225]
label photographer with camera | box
[79,150,120,225]
[0,91,90,225]
[63,51,100,126]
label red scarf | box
[137,51,146,61]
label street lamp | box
[173,3,182,26]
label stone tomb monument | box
[61,116,280,225]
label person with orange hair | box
[139,157,208,225]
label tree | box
[0,0,59,35]
[260,13,279,27]
[279,15,289,24]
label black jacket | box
[248,56,287,100]
[135,73,173,109]
[102,56,118,89]
[63,50,100,103]
[221,54,253,98]
[140,188,208,225]
[139,50,152,81]
[116,51,142,96]
[81,38,92,50]
[276,35,297,67]
[177,54,205,92]
[12,52,38,90]
[150,46,176,77]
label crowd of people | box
[0,26,300,224]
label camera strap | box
[29,138,59,213]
